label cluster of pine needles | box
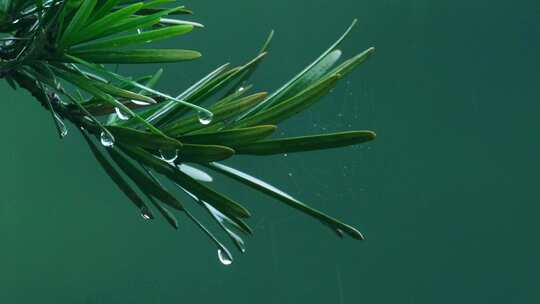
[0,0,375,264]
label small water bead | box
[197,110,213,125]
[217,248,233,266]
[100,131,115,148]
[58,123,68,138]
[140,206,153,220]
[115,107,131,120]
[53,114,68,138]
[229,230,247,253]
[159,149,178,163]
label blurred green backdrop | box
[1,0,539,303]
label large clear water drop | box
[100,131,115,148]
[197,110,213,125]
[217,248,233,266]
[159,149,178,163]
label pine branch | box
[0,0,376,265]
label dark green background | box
[1,0,538,303]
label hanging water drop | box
[140,206,153,220]
[57,119,68,138]
[52,112,67,138]
[159,149,178,163]
[229,230,247,253]
[197,110,213,125]
[217,248,233,266]
[237,241,246,254]
[115,107,131,120]
[100,131,115,148]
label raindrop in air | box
[115,107,131,120]
[197,111,213,125]
[159,149,178,163]
[218,248,233,266]
[100,131,115,148]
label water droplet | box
[53,114,68,138]
[58,124,68,138]
[137,28,142,34]
[115,107,131,120]
[237,86,245,92]
[288,172,293,177]
[217,248,233,266]
[100,131,115,148]
[229,231,246,253]
[140,206,153,220]
[159,149,178,163]
[197,111,213,125]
